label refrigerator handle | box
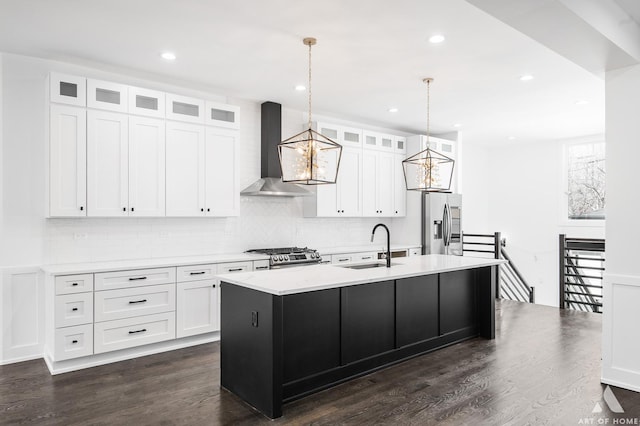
[443,203,450,248]
[446,203,453,247]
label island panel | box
[282,288,341,383]
[440,268,477,335]
[395,274,439,347]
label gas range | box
[246,247,322,268]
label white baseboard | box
[44,332,219,375]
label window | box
[564,141,605,221]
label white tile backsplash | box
[44,197,393,264]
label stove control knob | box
[284,255,289,260]
[279,255,284,261]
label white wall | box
[602,63,640,392]
[461,137,605,307]
[0,53,403,268]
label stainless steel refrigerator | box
[421,192,462,255]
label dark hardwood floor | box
[2,300,640,425]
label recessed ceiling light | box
[453,123,462,128]
[295,85,306,91]
[161,52,176,61]
[388,107,399,113]
[429,34,445,44]
[519,74,534,81]
[575,100,589,105]
[508,136,516,140]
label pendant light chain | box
[308,40,313,129]
[426,78,431,146]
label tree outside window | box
[566,142,605,220]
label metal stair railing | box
[559,234,604,313]
[462,231,535,303]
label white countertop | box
[41,253,270,275]
[217,254,506,296]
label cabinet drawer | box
[253,260,270,271]
[95,267,176,291]
[353,252,377,262]
[176,264,218,282]
[409,248,422,256]
[217,261,253,274]
[55,274,94,295]
[94,284,176,322]
[55,293,94,328]
[94,312,176,354]
[332,255,353,264]
[54,324,93,361]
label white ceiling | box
[0,0,611,145]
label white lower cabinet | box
[94,284,176,322]
[94,312,176,354]
[46,259,265,372]
[55,293,93,328]
[54,324,94,361]
[176,279,219,338]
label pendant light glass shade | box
[278,128,342,184]
[402,77,455,191]
[278,37,342,185]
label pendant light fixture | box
[278,37,342,185]
[402,78,455,191]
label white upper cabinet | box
[50,73,86,107]
[393,153,407,217]
[363,131,395,152]
[204,127,239,216]
[362,150,395,217]
[341,126,363,148]
[205,101,240,129]
[166,122,205,216]
[128,116,166,217]
[315,122,362,148]
[304,147,362,217]
[394,136,407,154]
[166,93,204,124]
[87,79,128,113]
[337,147,363,216]
[87,110,129,217]
[49,105,87,217]
[128,86,165,118]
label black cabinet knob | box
[201,208,204,212]
[123,207,126,212]
[80,206,84,211]
[131,207,135,212]
[207,208,210,212]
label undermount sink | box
[337,262,399,270]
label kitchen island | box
[217,254,505,419]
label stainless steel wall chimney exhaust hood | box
[240,102,312,197]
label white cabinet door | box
[205,101,240,129]
[205,127,239,216]
[176,279,219,338]
[166,93,204,124]
[129,116,165,217]
[362,150,378,216]
[362,150,395,217]
[129,86,165,118]
[394,153,407,216]
[341,126,362,148]
[50,73,86,107]
[377,152,394,216]
[49,105,87,217]
[87,110,129,217]
[316,185,338,216]
[166,122,205,216]
[337,147,362,216]
[87,79,128,113]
